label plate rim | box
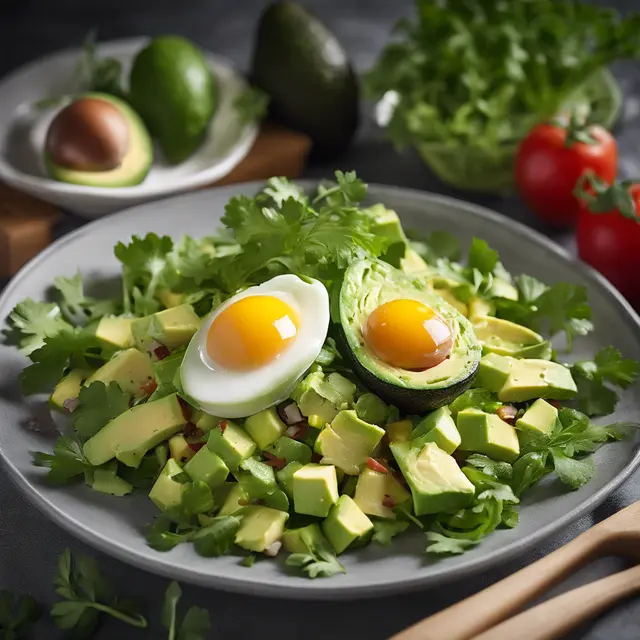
[0,37,259,200]
[1,180,639,599]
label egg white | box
[180,274,330,418]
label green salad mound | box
[6,171,638,578]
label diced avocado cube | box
[355,393,388,427]
[168,434,195,463]
[262,488,290,512]
[475,353,516,393]
[322,495,373,554]
[244,407,286,450]
[184,447,229,488]
[269,437,312,465]
[291,370,356,424]
[132,304,201,351]
[353,468,410,519]
[457,408,520,463]
[193,411,220,432]
[293,464,339,517]
[237,457,277,498]
[468,297,495,321]
[390,441,475,516]
[307,414,326,429]
[235,506,289,552]
[149,459,184,511]
[473,316,545,358]
[218,483,249,516]
[276,461,303,498]
[84,393,186,468]
[90,461,133,497]
[153,350,185,385]
[94,316,134,351]
[400,247,428,275]
[282,523,327,553]
[84,348,154,399]
[386,420,413,443]
[207,421,256,471]
[498,359,578,403]
[411,407,461,455]
[317,410,385,475]
[159,289,185,308]
[366,204,408,246]
[50,368,92,411]
[516,399,558,447]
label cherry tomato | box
[515,119,617,227]
[576,178,640,310]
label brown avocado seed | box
[45,97,130,172]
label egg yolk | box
[206,295,299,371]
[363,298,453,370]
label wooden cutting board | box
[0,123,312,277]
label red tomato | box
[576,180,640,310]
[515,120,617,227]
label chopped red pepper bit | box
[153,344,170,360]
[263,451,286,470]
[291,422,308,441]
[549,400,562,409]
[219,420,228,433]
[188,442,205,453]
[496,405,518,425]
[382,494,396,508]
[140,379,158,396]
[367,457,388,474]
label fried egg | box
[181,275,329,418]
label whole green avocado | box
[251,2,360,158]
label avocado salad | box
[6,171,638,578]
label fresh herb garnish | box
[73,382,130,441]
[161,581,211,640]
[371,520,410,546]
[54,272,120,325]
[7,299,71,355]
[285,528,344,578]
[31,436,94,485]
[0,590,40,639]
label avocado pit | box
[46,97,130,172]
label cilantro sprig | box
[285,528,344,579]
[162,581,211,640]
[0,590,40,639]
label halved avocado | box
[44,93,153,187]
[338,259,481,414]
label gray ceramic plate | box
[1,183,639,599]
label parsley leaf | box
[0,590,40,638]
[407,229,461,263]
[264,177,307,207]
[285,527,344,579]
[571,347,640,416]
[371,520,410,546]
[54,272,120,325]
[550,448,595,489]
[467,238,499,275]
[464,454,513,481]
[448,389,500,415]
[162,581,211,640]
[425,532,479,555]
[233,86,269,125]
[51,549,147,637]
[73,382,130,441]
[511,451,549,496]
[31,436,94,485]
[7,299,71,355]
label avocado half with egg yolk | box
[44,93,153,187]
[338,258,481,413]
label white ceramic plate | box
[1,183,639,599]
[0,38,258,217]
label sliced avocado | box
[473,316,548,359]
[83,393,186,467]
[475,353,516,393]
[50,368,92,411]
[322,494,373,554]
[237,457,277,499]
[390,441,475,516]
[355,392,388,427]
[276,461,304,499]
[184,446,229,488]
[468,297,495,321]
[385,419,413,444]
[316,410,385,475]
[292,463,339,517]
[89,460,133,497]
[149,458,184,511]
[432,287,468,317]
[488,278,518,301]
[168,434,195,464]
[45,93,153,187]
[193,411,220,433]
[129,36,217,164]
[516,398,559,448]
[456,408,520,463]
[84,348,154,399]
[132,304,200,352]
[268,436,312,465]
[282,523,327,553]
[498,359,577,403]
[400,248,429,275]
[207,421,257,471]
[251,2,359,158]
[339,259,481,414]
[159,290,185,309]
[94,316,134,351]
[291,370,357,426]
[218,483,249,516]
[244,407,287,450]
[353,468,410,519]
[411,406,461,454]
[234,506,289,553]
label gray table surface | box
[1,1,640,638]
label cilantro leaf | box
[511,451,549,496]
[517,274,549,304]
[285,528,344,579]
[407,230,461,263]
[191,516,241,557]
[233,86,269,125]
[371,520,410,546]
[73,382,130,441]
[0,590,40,638]
[31,435,94,485]
[240,555,256,568]
[550,448,595,489]
[7,299,71,354]
[314,170,367,208]
[54,272,120,324]
[51,549,147,636]
[264,177,307,207]
[464,454,513,481]
[162,581,211,640]
[467,238,498,275]
[425,532,479,555]
[571,347,640,416]
[449,389,500,415]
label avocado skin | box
[251,2,359,159]
[337,328,479,415]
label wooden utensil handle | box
[391,528,605,640]
[473,562,640,640]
